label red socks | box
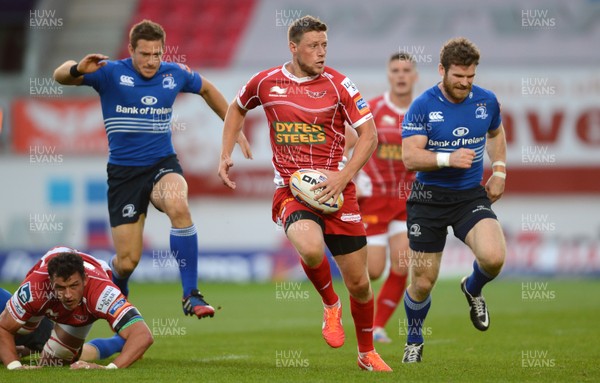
[300,256,339,306]
[374,271,408,328]
[350,295,375,353]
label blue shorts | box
[406,181,498,253]
[107,155,184,227]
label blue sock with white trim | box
[404,291,431,344]
[170,224,199,297]
[465,260,495,296]
[87,334,126,360]
[110,254,130,297]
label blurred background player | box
[352,52,418,343]
[52,19,252,318]
[400,37,507,363]
[218,15,391,371]
[0,247,153,369]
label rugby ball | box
[289,169,344,214]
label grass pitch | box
[1,278,599,382]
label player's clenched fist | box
[450,148,476,168]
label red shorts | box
[272,182,366,237]
[358,195,408,236]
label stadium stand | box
[121,0,257,67]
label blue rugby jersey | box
[82,58,202,166]
[402,84,501,190]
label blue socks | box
[110,254,130,297]
[465,260,495,296]
[404,291,431,344]
[87,334,126,359]
[170,224,199,297]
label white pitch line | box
[195,354,250,362]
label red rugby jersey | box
[237,63,373,187]
[6,247,137,331]
[357,92,414,198]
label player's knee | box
[116,255,140,276]
[411,275,435,296]
[344,275,370,297]
[163,199,190,220]
[368,267,383,280]
[480,252,505,275]
[294,241,325,266]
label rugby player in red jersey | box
[218,15,391,371]
[0,247,153,370]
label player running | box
[0,247,153,369]
[218,15,391,371]
[400,37,507,363]
[53,19,251,319]
[354,52,417,343]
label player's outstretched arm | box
[402,135,475,171]
[0,309,27,370]
[199,76,229,120]
[53,54,109,86]
[199,77,253,159]
[218,101,248,189]
[109,320,153,368]
[72,320,153,370]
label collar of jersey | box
[383,91,408,115]
[281,62,320,83]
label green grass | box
[1,278,599,382]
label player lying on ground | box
[0,287,127,364]
[0,247,153,369]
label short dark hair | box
[440,37,480,71]
[390,51,416,65]
[129,19,165,49]
[288,15,327,44]
[47,252,85,281]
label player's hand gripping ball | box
[289,169,344,214]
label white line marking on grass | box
[196,354,250,362]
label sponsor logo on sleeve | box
[17,283,32,305]
[10,295,26,317]
[95,286,120,314]
[354,97,369,115]
[341,77,359,97]
[108,298,127,317]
